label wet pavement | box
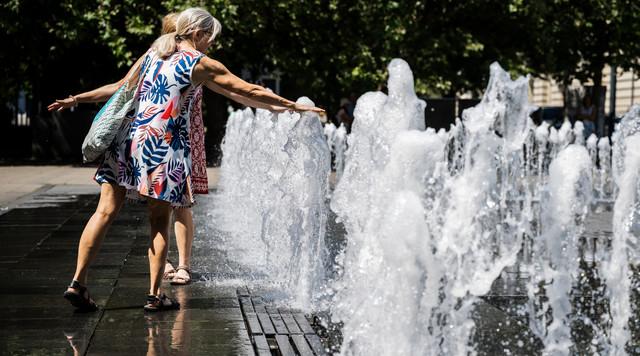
[2,180,633,355]
[0,185,253,355]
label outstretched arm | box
[193,56,324,113]
[47,55,145,112]
[47,81,123,112]
[204,81,288,112]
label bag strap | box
[124,49,154,96]
[123,63,142,92]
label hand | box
[47,96,77,112]
[292,103,325,113]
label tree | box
[2,0,639,126]
[520,0,640,115]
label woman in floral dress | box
[51,13,207,287]
[49,7,323,311]
[161,12,207,285]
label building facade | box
[530,65,640,117]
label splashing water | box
[333,124,348,182]
[324,122,348,183]
[209,59,640,355]
[603,105,640,355]
[324,121,337,143]
[213,97,330,309]
[574,121,585,145]
[527,144,594,354]
[328,60,637,355]
[330,61,543,355]
[598,136,613,200]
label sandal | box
[163,260,176,280]
[170,266,191,285]
[63,280,98,312]
[144,294,180,312]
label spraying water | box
[324,122,348,184]
[598,137,613,201]
[527,145,593,354]
[324,122,337,145]
[213,98,331,309]
[208,59,639,355]
[330,60,546,355]
[327,60,637,355]
[330,59,437,355]
[333,124,348,182]
[603,105,640,354]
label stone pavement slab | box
[0,185,252,356]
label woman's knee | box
[94,183,125,222]
[94,207,119,223]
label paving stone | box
[92,323,248,339]
[0,346,72,356]
[0,293,111,309]
[0,186,257,356]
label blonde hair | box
[161,12,179,34]
[152,7,222,58]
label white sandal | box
[170,266,191,285]
[163,260,176,280]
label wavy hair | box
[161,12,179,34]
[152,7,222,58]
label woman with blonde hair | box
[52,12,206,287]
[159,11,201,286]
[49,7,323,311]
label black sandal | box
[143,294,180,312]
[63,280,98,312]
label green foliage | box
[1,0,639,114]
[521,0,640,88]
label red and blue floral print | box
[95,49,204,207]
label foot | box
[163,260,176,280]
[144,294,180,312]
[63,280,98,312]
[170,266,191,285]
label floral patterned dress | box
[95,49,204,207]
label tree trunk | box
[593,67,603,111]
[592,63,604,136]
[559,74,571,118]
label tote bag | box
[81,57,150,162]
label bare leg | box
[173,207,194,268]
[147,199,172,296]
[71,183,126,286]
